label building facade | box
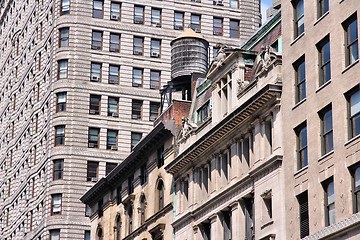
[0,0,260,239]
[282,0,360,239]
[166,11,283,240]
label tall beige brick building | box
[282,0,360,239]
[0,0,260,239]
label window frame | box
[322,178,335,226]
[90,62,102,82]
[91,30,103,50]
[51,194,62,215]
[151,8,161,27]
[132,68,143,87]
[133,36,144,56]
[317,0,329,19]
[58,59,68,79]
[110,1,121,21]
[174,11,184,30]
[59,27,69,47]
[106,162,117,175]
[92,0,104,19]
[297,191,309,238]
[213,17,223,36]
[60,0,70,15]
[131,132,142,150]
[56,92,67,112]
[190,14,201,32]
[229,19,239,38]
[89,94,101,115]
[293,0,304,38]
[55,125,65,146]
[295,122,307,170]
[50,229,61,240]
[107,129,118,150]
[317,36,331,86]
[347,86,360,139]
[351,165,360,213]
[150,38,161,58]
[88,127,100,148]
[150,69,160,89]
[109,65,120,84]
[343,14,359,67]
[53,159,64,180]
[294,56,306,103]
[134,5,145,24]
[149,102,160,121]
[87,161,99,181]
[319,105,333,155]
[108,97,119,116]
[110,33,120,52]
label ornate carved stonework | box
[254,45,282,79]
[177,117,198,143]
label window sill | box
[318,150,334,162]
[315,80,331,93]
[339,0,345,3]
[342,59,359,74]
[344,133,360,147]
[314,11,329,26]
[292,98,306,111]
[294,165,308,177]
[261,219,273,229]
[290,32,305,46]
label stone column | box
[210,213,221,240]
[188,170,194,208]
[230,201,241,239]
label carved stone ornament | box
[254,45,282,78]
[177,117,197,143]
[207,45,228,73]
[237,77,250,95]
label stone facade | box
[166,12,283,240]
[282,0,360,239]
[0,0,260,239]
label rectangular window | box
[133,36,144,55]
[348,88,360,138]
[85,230,91,240]
[150,102,160,121]
[134,5,144,24]
[91,31,103,50]
[150,70,160,89]
[317,36,331,85]
[59,27,69,47]
[343,15,359,66]
[150,39,161,58]
[110,2,121,21]
[53,159,64,180]
[92,0,103,18]
[87,161,99,181]
[88,128,100,148]
[58,59,68,79]
[230,19,239,38]
[109,65,119,84]
[151,8,161,27]
[50,229,60,240]
[295,122,308,170]
[140,164,147,185]
[293,0,304,38]
[319,106,333,155]
[109,33,120,52]
[190,14,201,32]
[322,178,335,226]
[317,0,329,18]
[56,92,67,112]
[197,102,210,124]
[108,97,119,117]
[51,194,62,215]
[294,56,306,103]
[174,12,184,30]
[157,145,164,168]
[55,125,65,146]
[132,68,143,87]
[298,191,309,238]
[106,162,117,175]
[89,94,101,115]
[107,129,118,150]
[61,0,70,15]
[352,165,360,213]
[230,0,238,9]
[131,132,142,150]
[132,99,143,119]
[213,17,223,36]
[91,62,101,82]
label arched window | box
[157,180,164,210]
[140,194,146,225]
[115,214,121,240]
